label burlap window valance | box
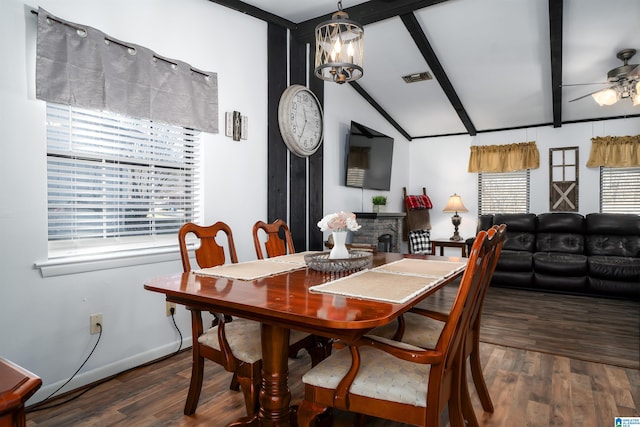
[586,135,640,168]
[468,141,540,173]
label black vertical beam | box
[400,12,476,136]
[308,54,324,251]
[289,37,308,251]
[549,0,563,128]
[267,23,288,223]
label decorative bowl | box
[304,250,373,273]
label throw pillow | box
[409,229,431,254]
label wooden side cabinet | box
[0,358,42,427]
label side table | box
[430,238,467,257]
[0,358,42,427]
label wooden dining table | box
[144,252,465,427]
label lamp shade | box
[443,194,468,213]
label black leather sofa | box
[468,213,640,299]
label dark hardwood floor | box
[27,286,639,427]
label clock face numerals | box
[289,92,322,149]
[278,85,324,157]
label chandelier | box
[592,80,640,106]
[314,1,364,84]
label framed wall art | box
[549,146,579,212]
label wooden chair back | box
[252,219,295,259]
[178,221,238,272]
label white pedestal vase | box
[329,231,350,259]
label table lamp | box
[443,194,468,241]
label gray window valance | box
[35,8,218,133]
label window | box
[600,167,640,213]
[46,103,200,258]
[478,170,530,215]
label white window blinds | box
[478,170,530,214]
[601,167,640,213]
[47,103,200,253]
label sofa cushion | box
[533,252,587,276]
[585,213,640,257]
[496,250,533,272]
[494,213,537,252]
[588,255,640,281]
[476,214,495,232]
[536,213,585,254]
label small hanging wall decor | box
[225,111,248,141]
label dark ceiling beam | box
[295,0,450,42]
[400,13,477,136]
[349,81,412,141]
[207,0,297,30]
[549,0,563,128]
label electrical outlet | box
[90,313,103,334]
[166,302,176,316]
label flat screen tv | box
[345,121,394,191]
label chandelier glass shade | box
[314,2,364,84]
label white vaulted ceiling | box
[212,0,640,139]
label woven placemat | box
[373,258,466,278]
[267,251,321,266]
[310,270,444,304]
[195,259,304,281]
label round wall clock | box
[277,84,324,157]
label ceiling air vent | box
[402,71,432,83]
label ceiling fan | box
[568,48,640,106]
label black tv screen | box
[345,121,394,191]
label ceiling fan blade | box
[628,64,640,79]
[561,82,609,87]
[568,86,615,103]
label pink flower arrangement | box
[317,211,361,232]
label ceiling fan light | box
[592,89,618,106]
[635,82,640,106]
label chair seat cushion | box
[370,312,443,348]
[302,337,430,407]
[199,318,310,364]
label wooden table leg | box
[227,324,293,427]
[258,323,293,427]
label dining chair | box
[252,219,295,260]
[370,224,506,426]
[297,228,501,427]
[178,221,261,417]
[178,221,317,417]
[252,219,331,366]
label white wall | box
[322,83,411,216]
[323,80,639,251]
[1,0,268,403]
[408,118,640,241]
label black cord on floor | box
[27,311,184,413]
[28,323,103,412]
